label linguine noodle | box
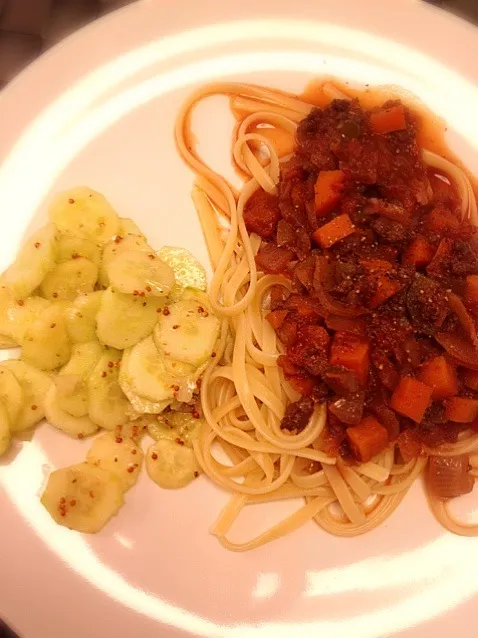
[175,81,478,550]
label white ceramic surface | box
[1,1,478,637]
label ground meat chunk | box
[450,241,478,277]
[406,275,449,333]
[243,189,281,239]
[255,243,294,273]
[372,217,408,243]
[281,397,314,432]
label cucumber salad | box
[0,186,220,533]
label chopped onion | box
[176,378,196,403]
[435,332,478,370]
[313,257,368,318]
[428,455,474,500]
[448,292,478,347]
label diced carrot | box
[390,376,433,422]
[314,170,345,217]
[265,310,289,329]
[465,275,478,307]
[313,214,355,249]
[463,368,478,391]
[370,105,407,135]
[445,397,478,423]
[360,258,393,274]
[402,237,435,269]
[329,332,370,385]
[287,375,315,396]
[369,276,402,309]
[425,207,460,234]
[346,416,389,462]
[417,356,458,400]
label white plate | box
[1,1,478,637]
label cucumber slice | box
[153,298,220,366]
[87,349,130,430]
[157,246,207,292]
[1,360,53,431]
[22,303,71,370]
[44,384,98,438]
[146,439,200,489]
[118,218,145,237]
[119,351,171,414]
[124,336,174,402]
[57,341,104,417]
[65,291,103,343]
[40,258,98,301]
[96,287,161,349]
[61,341,104,376]
[2,224,58,300]
[56,235,101,266]
[0,335,17,349]
[55,375,87,418]
[41,462,124,533]
[0,294,50,345]
[108,251,175,297]
[99,234,151,288]
[0,366,23,426]
[86,432,143,491]
[148,411,201,448]
[49,186,119,244]
[0,402,11,457]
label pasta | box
[175,80,478,550]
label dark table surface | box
[1,0,477,637]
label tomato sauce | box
[243,83,478,462]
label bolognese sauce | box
[244,97,478,464]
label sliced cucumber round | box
[96,287,161,349]
[40,258,98,301]
[0,335,17,349]
[1,360,53,431]
[154,298,220,366]
[41,462,124,533]
[0,294,50,346]
[56,235,101,266]
[119,352,171,414]
[86,432,143,491]
[125,336,175,402]
[157,246,206,292]
[2,224,58,300]
[44,384,98,438]
[65,291,103,343]
[22,303,71,370]
[0,402,11,457]
[108,251,175,298]
[146,439,200,489]
[57,341,104,417]
[118,218,145,238]
[0,366,23,426]
[87,350,130,429]
[99,233,151,288]
[49,186,119,244]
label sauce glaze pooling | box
[244,93,478,463]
